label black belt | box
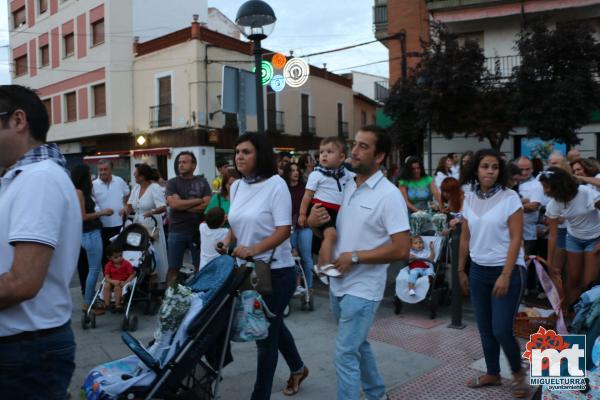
[0,321,70,344]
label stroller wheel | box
[81,313,89,330]
[283,304,291,318]
[123,315,138,332]
[394,296,402,315]
[90,312,97,329]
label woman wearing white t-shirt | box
[458,149,530,398]
[540,167,600,310]
[224,133,308,399]
[127,164,168,282]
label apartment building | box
[7,0,209,179]
[427,0,600,161]
[130,18,357,179]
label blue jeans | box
[290,227,314,289]
[167,232,200,270]
[252,267,305,400]
[565,232,600,253]
[470,261,526,375]
[82,229,103,306]
[408,267,434,285]
[330,294,385,400]
[0,321,75,399]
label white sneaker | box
[293,286,306,297]
[408,288,416,296]
[313,265,329,285]
[319,264,342,278]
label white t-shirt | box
[0,160,82,335]
[92,175,130,228]
[434,171,450,189]
[331,171,410,301]
[545,185,600,240]
[199,223,229,270]
[463,189,525,267]
[451,165,460,180]
[228,175,294,269]
[589,173,600,193]
[518,178,544,241]
[306,168,354,206]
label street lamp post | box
[236,0,276,134]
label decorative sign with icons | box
[253,53,310,90]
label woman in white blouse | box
[540,167,600,310]
[224,133,307,399]
[127,163,168,283]
[458,149,530,398]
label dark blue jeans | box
[167,231,200,270]
[0,321,75,399]
[470,262,525,376]
[251,267,305,400]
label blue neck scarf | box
[474,182,502,200]
[315,165,346,191]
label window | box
[13,7,26,29]
[40,44,49,67]
[15,55,28,77]
[457,31,484,48]
[39,0,48,14]
[65,92,77,122]
[42,99,52,124]
[91,19,105,46]
[361,111,367,126]
[93,84,106,116]
[64,33,75,58]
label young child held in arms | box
[103,243,135,312]
[408,235,435,296]
[298,137,354,278]
[200,207,229,270]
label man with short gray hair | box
[92,160,130,261]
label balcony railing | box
[338,121,349,138]
[373,2,388,41]
[267,109,284,133]
[426,0,512,11]
[374,81,389,102]
[150,103,172,128]
[485,55,522,78]
[301,115,316,136]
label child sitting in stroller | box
[103,242,135,313]
[408,235,435,296]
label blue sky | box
[0,1,388,84]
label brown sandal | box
[511,370,531,398]
[283,366,309,396]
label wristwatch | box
[351,251,360,264]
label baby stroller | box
[394,211,451,319]
[81,255,253,400]
[283,256,313,317]
[81,218,158,332]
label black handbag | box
[236,249,275,296]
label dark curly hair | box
[71,164,93,196]
[538,167,579,203]
[282,162,302,186]
[461,149,508,188]
[399,156,428,181]
[135,163,157,182]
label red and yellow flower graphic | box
[522,327,570,371]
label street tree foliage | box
[385,19,600,151]
[513,19,600,145]
[386,22,514,150]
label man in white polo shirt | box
[92,159,130,261]
[0,85,81,398]
[309,125,410,400]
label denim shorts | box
[565,232,600,253]
[556,228,567,250]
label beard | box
[352,159,378,175]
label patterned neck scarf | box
[242,175,264,184]
[474,182,502,200]
[2,143,68,183]
[315,165,346,191]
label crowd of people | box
[1,84,599,400]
